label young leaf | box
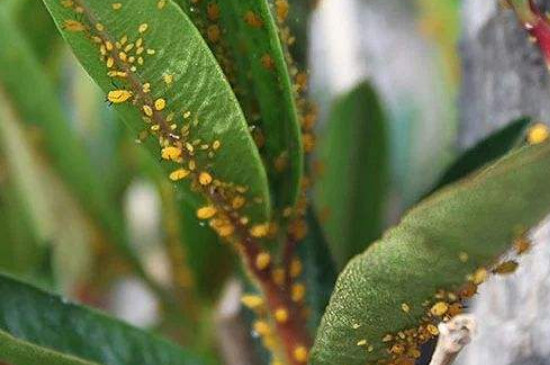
[311,141,550,365]
[315,82,388,268]
[428,117,531,193]
[177,0,304,220]
[0,273,206,365]
[41,0,271,224]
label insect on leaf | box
[41,0,272,226]
[311,141,550,365]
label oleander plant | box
[0,0,550,365]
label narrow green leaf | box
[0,331,99,365]
[41,0,271,224]
[0,10,150,289]
[178,0,304,219]
[0,273,206,365]
[315,82,389,268]
[298,209,337,332]
[178,201,234,299]
[311,141,550,365]
[429,117,531,193]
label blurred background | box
[1,0,549,364]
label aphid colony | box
[59,0,278,244]
[60,0,316,362]
[241,255,309,364]
[353,233,530,365]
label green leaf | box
[13,0,62,67]
[0,273,206,365]
[298,209,337,332]
[315,82,389,268]
[41,0,271,224]
[0,9,149,289]
[310,141,550,365]
[0,331,98,365]
[178,0,304,219]
[428,117,531,193]
[178,201,234,299]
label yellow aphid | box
[458,251,469,263]
[107,89,133,103]
[293,346,308,363]
[261,54,275,70]
[291,284,306,302]
[143,83,151,93]
[161,146,181,161]
[250,223,270,238]
[147,49,156,55]
[275,0,289,22]
[253,321,271,336]
[105,41,114,51]
[241,295,264,309]
[112,2,122,10]
[290,258,302,278]
[199,172,213,186]
[430,301,448,317]
[408,348,422,359]
[401,303,411,313]
[357,339,368,347]
[232,196,246,209]
[274,308,288,323]
[207,25,221,43]
[255,252,271,270]
[63,19,86,32]
[154,98,166,111]
[157,0,166,9]
[118,51,128,62]
[61,0,74,8]
[143,105,154,117]
[426,324,439,336]
[472,268,488,284]
[352,323,361,329]
[244,11,263,28]
[106,57,115,68]
[210,219,234,237]
[163,73,174,85]
[95,23,105,31]
[212,140,221,150]
[515,237,531,254]
[206,3,220,21]
[527,123,549,145]
[493,260,519,275]
[390,344,405,355]
[138,23,149,33]
[272,268,285,286]
[196,206,217,220]
[169,168,190,181]
[382,334,393,342]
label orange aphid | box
[493,260,519,275]
[63,19,87,32]
[244,11,263,28]
[261,53,275,70]
[207,25,221,43]
[275,0,289,22]
[207,3,220,21]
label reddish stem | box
[509,0,550,68]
